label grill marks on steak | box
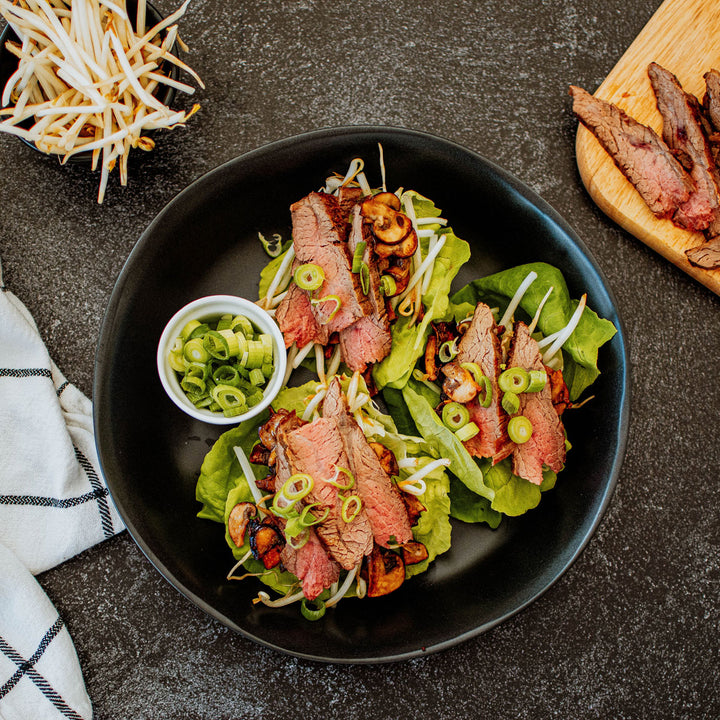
[569,84,694,219]
[455,303,512,464]
[508,323,566,486]
[648,63,720,237]
[322,379,413,547]
[283,416,373,570]
[276,190,393,368]
[571,65,720,269]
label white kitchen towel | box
[0,543,92,720]
[0,256,124,719]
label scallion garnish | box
[508,415,533,444]
[294,263,325,291]
[351,241,367,272]
[341,495,362,523]
[441,402,470,431]
[498,367,530,394]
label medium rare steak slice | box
[283,416,373,570]
[686,236,720,268]
[274,418,340,600]
[322,379,413,547]
[275,282,330,349]
[508,323,566,486]
[703,69,720,135]
[290,192,373,333]
[648,63,720,237]
[455,303,512,464]
[570,85,694,219]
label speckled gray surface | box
[1,0,719,718]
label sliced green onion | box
[212,364,239,386]
[501,391,520,415]
[441,402,470,431]
[181,374,205,395]
[284,504,329,539]
[311,295,342,324]
[216,314,233,331]
[326,466,355,490]
[300,597,326,621]
[455,421,479,442]
[183,338,210,363]
[351,241,367,272]
[282,473,314,501]
[527,369,548,392]
[438,339,458,363]
[294,263,325,291]
[212,383,246,410]
[380,275,397,296]
[359,262,370,295]
[460,362,483,386]
[246,390,265,407]
[258,333,274,363]
[168,351,185,373]
[243,340,266,368]
[498,367,530,394]
[248,367,265,386]
[258,231,283,258]
[231,315,254,337]
[203,330,232,360]
[187,322,210,340]
[508,415,533,444]
[180,319,202,341]
[477,374,492,408]
[341,495,362,523]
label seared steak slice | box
[276,282,329,349]
[570,85,694,219]
[273,417,341,600]
[339,206,392,370]
[648,63,720,237]
[686,236,720,268]
[703,69,720,134]
[337,186,363,221]
[322,379,413,547]
[290,192,373,333]
[455,303,512,464]
[283,416,373,570]
[508,323,566,486]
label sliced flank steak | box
[283,416,373,570]
[507,322,566,486]
[338,206,392,371]
[703,69,720,136]
[275,282,329,349]
[569,84,695,220]
[454,303,512,464]
[648,62,720,238]
[322,379,413,547]
[269,414,340,600]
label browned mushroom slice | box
[374,212,413,245]
[361,195,396,228]
[424,332,439,380]
[249,518,285,569]
[376,229,418,258]
[400,541,429,566]
[368,441,399,476]
[363,545,406,597]
[400,492,425,527]
[228,502,257,547]
[372,191,402,211]
[441,362,480,404]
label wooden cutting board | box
[575,0,720,295]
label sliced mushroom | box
[400,492,425,527]
[441,362,480,404]
[368,442,399,477]
[371,191,402,211]
[400,541,429,566]
[375,229,418,258]
[249,518,285,569]
[228,502,257,548]
[547,366,570,415]
[424,332,438,381]
[363,545,405,597]
[374,212,413,245]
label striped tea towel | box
[0,256,124,719]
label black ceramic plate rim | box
[94,125,630,664]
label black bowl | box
[0,0,178,163]
[94,126,630,663]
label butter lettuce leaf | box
[452,262,616,400]
[373,192,471,390]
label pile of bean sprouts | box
[0,0,203,202]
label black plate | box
[94,126,629,663]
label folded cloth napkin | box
[0,257,124,719]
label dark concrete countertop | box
[1,1,718,718]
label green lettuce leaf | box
[373,192,471,390]
[406,461,452,578]
[401,380,493,502]
[452,262,616,400]
[448,473,502,527]
[257,241,293,300]
[482,459,557,517]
